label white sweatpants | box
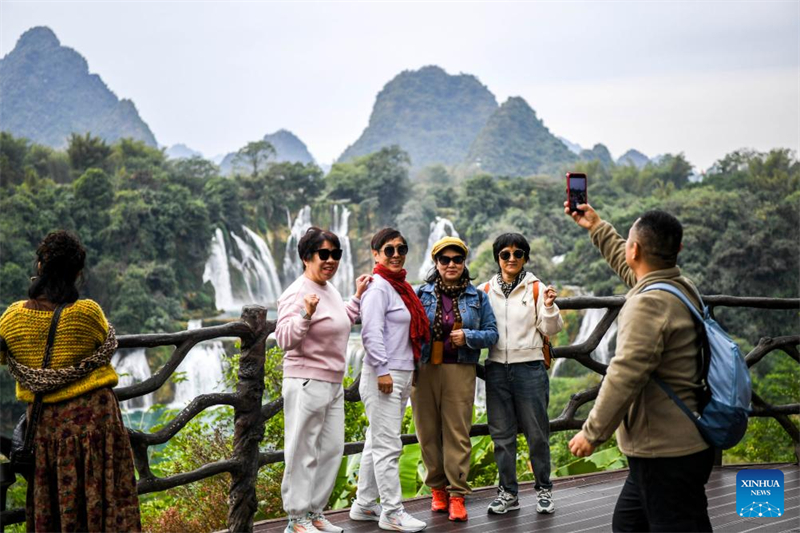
[281,377,345,519]
[355,366,413,513]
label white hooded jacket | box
[481,272,564,364]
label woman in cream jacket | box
[480,233,563,516]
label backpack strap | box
[482,282,490,294]
[642,283,705,321]
[642,282,711,415]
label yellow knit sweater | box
[0,299,119,403]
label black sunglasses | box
[437,255,465,266]
[499,250,526,261]
[381,244,409,257]
[315,248,343,261]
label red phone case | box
[566,172,588,214]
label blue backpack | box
[643,283,752,449]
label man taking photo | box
[565,201,715,532]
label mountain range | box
[0,27,157,148]
[2,27,651,176]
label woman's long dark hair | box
[28,231,86,304]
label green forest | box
[1,131,798,532]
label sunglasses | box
[499,250,526,261]
[437,255,465,266]
[315,248,343,261]
[381,244,409,257]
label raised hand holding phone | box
[564,200,601,232]
[566,172,588,214]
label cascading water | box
[203,228,236,311]
[418,217,459,280]
[345,333,365,378]
[111,348,154,410]
[283,205,312,283]
[331,205,355,298]
[171,319,229,407]
[203,225,283,311]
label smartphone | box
[566,173,588,214]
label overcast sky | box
[2,1,798,170]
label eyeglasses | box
[315,249,343,261]
[437,255,465,266]
[381,244,409,257]
[499,250,526,261]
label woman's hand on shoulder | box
[355,274,373,299]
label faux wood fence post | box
[228,305,268,533]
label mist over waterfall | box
[418,217,460,280]
[171,320,229,407]
[112,348,154,410]
[331,205,354,298]
[203,225,282,311]
[283,205,312,283]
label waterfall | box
[551,300,618,377]
[203,225,283,311]
[203,228,236,311]
[112,348,154,410]
[283,205,312,283]
[346,333,365,378]
[418,217,460,280]
[331,205,355,298]
[171,319,229,407]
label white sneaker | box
[284,516,320,533]
[309,512,343,533]
[349,500,383,521]
[378,509,427,532]
[536,488,555,514]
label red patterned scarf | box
[373,263,431,361]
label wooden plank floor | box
[253,464,799,533]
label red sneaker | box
[448,496,468,522]
[431,487,449,513]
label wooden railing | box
[1,296,798,532]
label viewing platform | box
[252,464,799,533]
[2,294,798,532]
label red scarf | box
[373,263,431,361]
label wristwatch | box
[301,310,312,320]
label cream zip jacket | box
[481,273,564,364]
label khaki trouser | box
[411,362,476,496]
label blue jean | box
[486,360,552,494]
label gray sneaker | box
[536,488,555,514]
[487,487,520,514]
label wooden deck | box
[253,464,799,533]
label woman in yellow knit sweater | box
[0,231,141,532]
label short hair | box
[492,233,531,264]
[297,227,341,269]
[371,227,406,251]
[633,210,683,269]
[28,230,86,304]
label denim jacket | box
[417,282,498,364]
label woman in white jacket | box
[480,233,563,516]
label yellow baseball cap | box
[431,236,469,260]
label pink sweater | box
[276,275,360,383]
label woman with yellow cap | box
[411,236,498,522]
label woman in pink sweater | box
[276,226,370,533]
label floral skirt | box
[26,387,141,532]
